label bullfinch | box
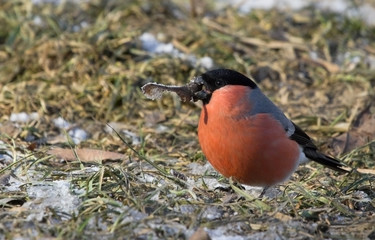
[193,69,348,187]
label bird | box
[193,68,348,187]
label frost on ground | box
[24,180,81,221]
[2,162,83,222]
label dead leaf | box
[48,147,124,162]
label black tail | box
[289,122,349,173]
[303,148,349,173]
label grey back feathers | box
[249,88,296,137]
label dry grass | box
[0,0,375,239]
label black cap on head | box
[200,69,257,93]
[193,69,257,104]
[194,68,257,104]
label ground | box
[0,0,375,239]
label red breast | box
[198,85,300,187]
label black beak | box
[192,76,211,103]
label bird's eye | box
[215,80,225,87]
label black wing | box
[289,122,348,173]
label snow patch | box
[68,127,89,144]
[140,32,214,69]
[24,180,81,221]
[10,112,39,123]
[53,117,71,129]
